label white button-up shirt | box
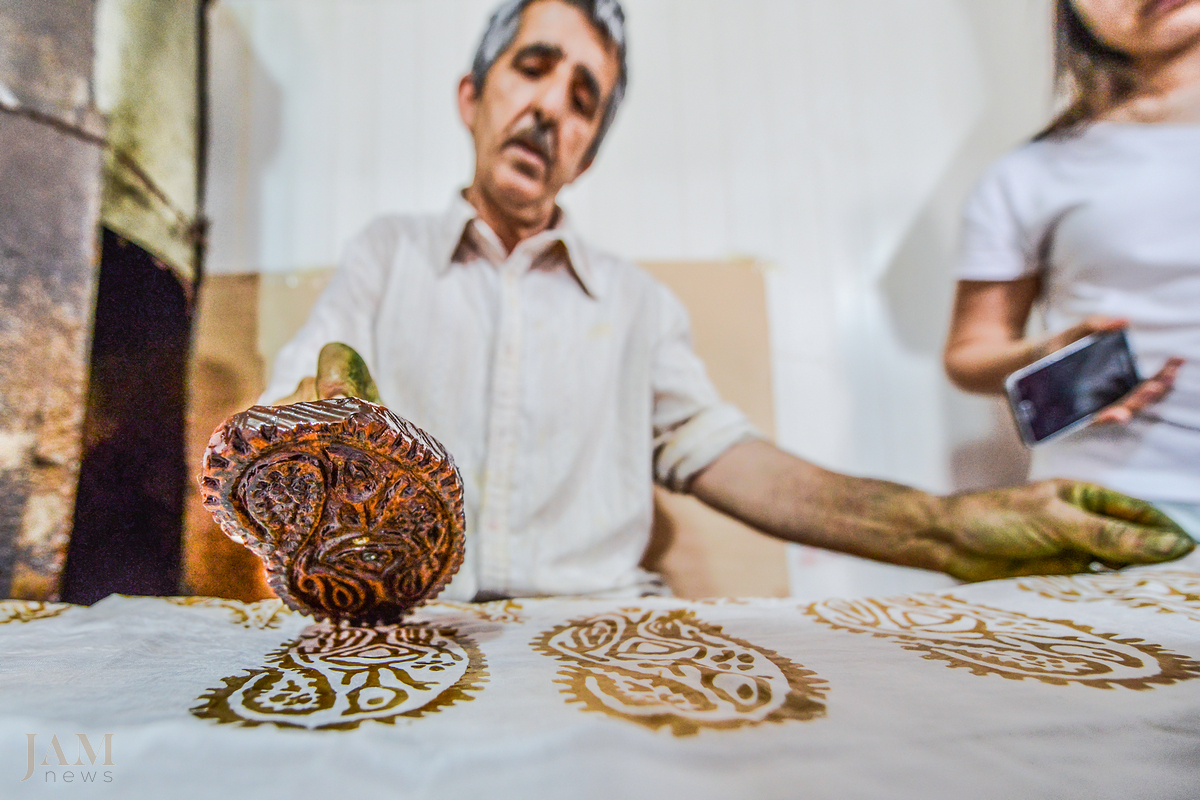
[262,196,757,600]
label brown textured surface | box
[200,399,466,623]
[0,111,103,600]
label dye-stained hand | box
[936,480,1195,582]
[273,342,381,405]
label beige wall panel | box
[183,274,271,599]
[641,260,788,598]
[257,269,335,373]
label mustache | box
[505,118,557,166]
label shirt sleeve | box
[649,282,761,492]
[956,154,1041,282]
[258,218,399,404]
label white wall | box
[205,0,1056,598]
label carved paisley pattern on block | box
[1017,571,1200,623]
[532,609,826,736]
[241,456,325,544]
[806,594,1200,689]
[192,623,487,730]
[164,597,295,630]
[0,600,70,625]
[200,398,467,624]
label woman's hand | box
[1023,315,1184,426]
[944,281,1181,426]
[1033,314,1127,360]
[1093,356,1184,425]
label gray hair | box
[470,0,628,162]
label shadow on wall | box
[879,0,1046,491]
[882,191,1031,492]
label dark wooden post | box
[0,0,205,601]
[0,0,106,600]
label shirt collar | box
[434,192,599,299]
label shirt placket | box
[478,255,527,591]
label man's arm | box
[690,439,1194,581]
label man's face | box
[460,0,621,213]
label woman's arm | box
[942,278,1126,393]
[942,278,1181,422]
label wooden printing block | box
[199,398,465,623]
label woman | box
[944,0,1200,537]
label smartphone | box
[1005,330,1140,446]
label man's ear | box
[457,74,479,132]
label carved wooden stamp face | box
[200,399,466,624]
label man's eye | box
[574,93,597,117]
[515,58,548,77]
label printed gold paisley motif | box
[807,594,1200,689]
[1017,571,1200,623]
[165,597,295,629]
[532,609,825,736]
[0,600,70,624]
[192,623,487,730]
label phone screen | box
[1007,330,1140,445]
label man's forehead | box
[509,0,620,86]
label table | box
[2,565,1199,799]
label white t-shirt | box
[957,122,1200,503]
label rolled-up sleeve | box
[649,283,760,492]
[258,219,397,404]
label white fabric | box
[1155,500,1200,544]
[261,196,757,601]
[957,122,1200,502]
[3,568,1200,800]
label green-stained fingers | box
[316,342,382,404]
[1059,482,1179,528]
[1058,482,1194,565]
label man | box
[263,0,1193,601]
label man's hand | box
[270,343,381,406]
[932,480,1194,581]
[692,440,1194,583]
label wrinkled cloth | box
[3,565,1200,800]
[261,196,757,600]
